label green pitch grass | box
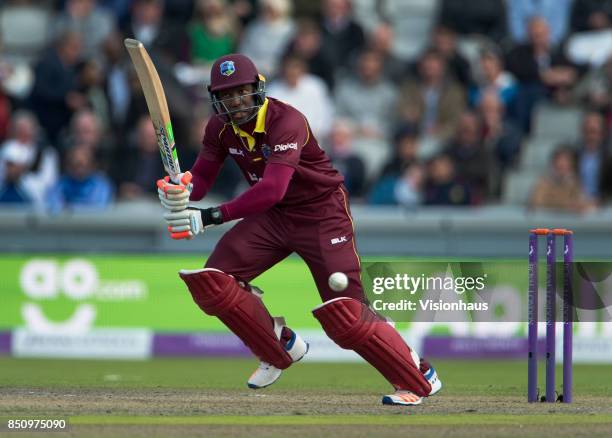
[1,357,611,437]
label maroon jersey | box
[199,98,343,207]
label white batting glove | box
[156,171,193,212]
[164,208,204,240]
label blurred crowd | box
[1,0,612,214]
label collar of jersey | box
[231,98,269,151]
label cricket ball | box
[328,272,349,292]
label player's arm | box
[165,163,294,240]
[219,163,294,220]
[189,155,223,201]
[157,120,226,211]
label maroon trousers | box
[205,185,365,302]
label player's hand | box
[164,207,204,240]
[157,171,192,211]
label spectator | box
[0,141,40,207]
[369,125,423,206]
[47,145,113,213]
[231,0,257,27]
[283,19,336,91]
[444,111,493,204]
[576,112,608,202]
[570,0,612,32]
[326,118,366,197]
[59,109,114,171]
[478,90,523,172]
[398,48,466,145]
[164,0,197,24]
[574,54,612,119]
[102,30,131,136]
[267,54,334,139]
[28,31,85,145]
[367,21,406,85]
[369,162,424,208]
[393,164,425,208]
[508,0,573,45]
[238,0,295,79]
[335,49,396,140]
[112,115,163,200]
[100,0,133,28]
[54,0,116,59]
[123,0,189,62]
[0,110,59,201]
[439,0,506,42]
[355,0,439,62]
[320,0,365,73]
[429,25,471,88]
[379,124,421,178]
[506,17,579,133]
[470,46,518,110]
[529,146,595,213]
[123,0,164,48]
[423,153,471,206]
[77,59,111,130]
[188,0,238,65]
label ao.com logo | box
[19,259,148,334]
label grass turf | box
[1,357,611,396]
[1,357,611,437]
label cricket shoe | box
[420,358,442,396]
[247,319,308,389]
[382,390,423,406]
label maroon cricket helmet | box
[208,53,266,125]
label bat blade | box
[124,38,181,183]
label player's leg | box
[293,186,439,404]
[179,211,307,388]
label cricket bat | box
[124,38,182,183]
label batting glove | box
[164,207,224,240]
[157,171,192,212]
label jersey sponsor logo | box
[220,60,235,76]
[331,236,348,245]
[229,147,244,156]
[274,142,298,152]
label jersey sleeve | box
[266,110,310,167]
[198,118,228,163]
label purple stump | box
[563,232,573,403]
[528,231,539,402]
[546,232,556,402]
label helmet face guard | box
[210,78,266,126]
[208,54,266,126]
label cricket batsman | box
[156,54,442,406]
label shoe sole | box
[247,343,310,390]
[381,395,422,406]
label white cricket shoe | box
[424,364,442,396]
[247,319,308,389]
[247,361,283,389]
[382,390,423,406]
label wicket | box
[528,228,573,403]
